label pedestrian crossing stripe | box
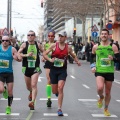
[44,113,68,116]
[78,99,97,101]
[40,98,58,100]
[0,98,21,100]
[0,113,20,116]
[92,114,117,117]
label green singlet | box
[27,45,37,68]
[44,43,52,58]
[95,44,114,73]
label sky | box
[0,0,44,40]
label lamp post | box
[7,0,12,35]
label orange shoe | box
[97,96,104,108]
[29,102,34,110]
[104,109,111,116]
[28,92,32,101]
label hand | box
[28,52,33,57]
[108,55,113,60]
[91,67,96,73]
[41,57,45,62]
[49,58,55,63]
[77,61,81,66]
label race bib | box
[54,58,64,67]
[28,61,35,68]
[0,60,9,68]
[27,54,36,68]
[101,58,111,67]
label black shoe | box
[47,98,52,107]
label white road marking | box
[114,79,120,84]
[40,98,58,100]
[0,98,21,100]
[0,113,20,116]
[38,76,45,82]
[44,113,68,116]
[78,99,97,102]
[116,100,120,102]
[70,75,75,79]
[82,84,90,89]
[92,114,117,117]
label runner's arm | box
[43,43,56,62]
[68,46,81,66]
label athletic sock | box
[46,85,52,99]
[8,96,13,106]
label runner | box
[43,31,81,116]
[18,30,43,110]
[42,30,55,107]
[0,35,22,114]
[90,28,120,116]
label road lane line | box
[116,100,120,102]
[78,99,97,102]
[92,114,117,117]
[0,98,21,100]
[44,113,68,116]
[70,75,75,79]
[82,84,90,89]
[114,79,120,84]
[40,98,58,100]
[0,113,20,116]
[26,110,34,120]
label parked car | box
[77,46,86,60]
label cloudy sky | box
[0,0,44,40]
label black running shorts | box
[0,73,14,83]
[50,68,67,84]
[95,72,114,82]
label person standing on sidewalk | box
[42,30,55,107]
[0,35,22,114]
[43,31,81,116]
[90,28,120,116]
[18,30,43,110]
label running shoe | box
[6,106,11,114]
[97,97,104,108]
[28,92,32,101]
[3,86,8,99]
[47,98,52,107]
[29,101,34,110]
[57,109,64,116]
[104,109,111,116]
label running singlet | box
[22,41,40,68]
[51,42,68,68]
[44,43,52,58]
[0,45,13,73]
[95,44,114,73]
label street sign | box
[2,28,9,36]
[91,24,99,32]
[106,23,113,30]
[92,32,98,37]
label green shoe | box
[6,106,11,114]
[97,97,104,108]
[3,86,8,99]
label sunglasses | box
[27,34,35,36]
[2,40,9,42]
[48,35,55,38]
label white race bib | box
[101,58,111,67]
[0,60,9,68]
[54,58,64,67]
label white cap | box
[58,31,67,37]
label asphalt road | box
[0,60,120,120]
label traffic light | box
[10,29,13,36]
[41,2,43,7]
[73,28,76,35]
